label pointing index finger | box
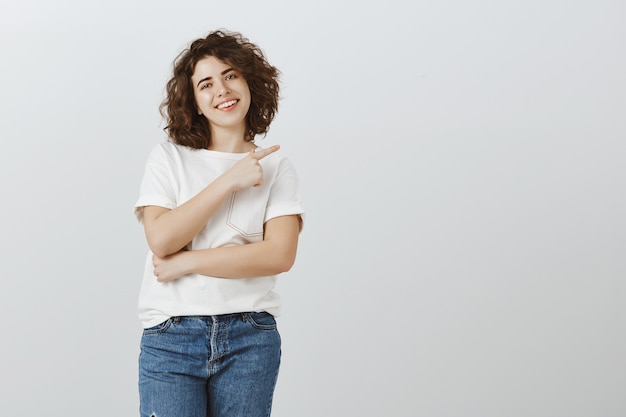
[252,145,280,160]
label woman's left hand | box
[152,251,190,282]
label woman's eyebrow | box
[196,68,234,87]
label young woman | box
[133,30,304,417]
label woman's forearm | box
[188,241,296,278]
[190,215,300,278]
[143,175,234,257]
[151,215,300,281]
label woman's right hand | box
[224,145,280,190]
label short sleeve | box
[133,144,177,223]
[265,157,305,227]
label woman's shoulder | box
[257,147,299,179]
[146,140,193,162]
[151,139,186,154]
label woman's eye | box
[201,83,212,90]
[226,74,235,80]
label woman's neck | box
[208,127,255,153]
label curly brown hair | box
[160,30,280,149]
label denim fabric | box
[139,313,281,417]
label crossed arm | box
[141,145,301,282]
[150,214,300,282]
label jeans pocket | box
[244,312,277,331]
[142,317,176,335]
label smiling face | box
[191,55,251,138]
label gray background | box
[1,0,624,416]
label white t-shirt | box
[134,141,304,328]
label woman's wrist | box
[213,172,238,194]
[183,249,211,276]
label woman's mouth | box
[216,99,238,110]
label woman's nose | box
[216,81,229,96]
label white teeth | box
[217,99,237,109]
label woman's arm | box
[152,214,301,281]
[143,145,280,257]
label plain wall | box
[1,0,624,416]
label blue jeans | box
[139,313,281,417]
